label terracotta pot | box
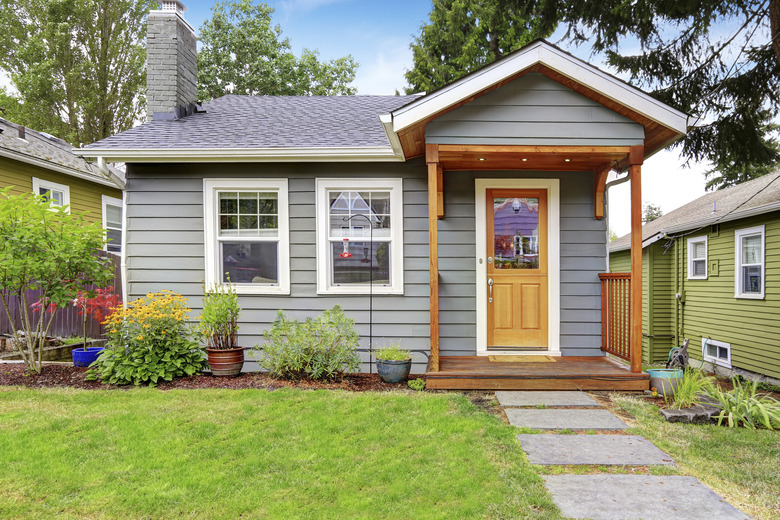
[206,347,246,377]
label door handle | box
[488,278,493,303]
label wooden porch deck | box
[425,356,649,391]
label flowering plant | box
[87,291,206,385]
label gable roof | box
[0,118,124,189]
[82,95,419,162]
[610,171,780,252]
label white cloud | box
[352,38,411,95]
[607,148,710,237]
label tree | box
[642,203,663,223]
[501,0,780,188]
[198,0,358,100]
[0,0,154,146]
[404,0,554,93]
[0,189,114,373]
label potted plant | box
[71,287,121,367]
[375,345,412,384]
[200,278,243,376]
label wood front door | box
[486,189,548,349]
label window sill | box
[234,285,290,296]
[703,357,732,369]
[687,275,707,280]
[734,293,764,300]
[317,286,403,296]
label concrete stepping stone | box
[543,475,750,519]
[517,434,675,465]
[506,409,628,430]
[496,390,599,407]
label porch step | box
[516,434,675,466]
[496,390,599,407]
[542,475,751,520]
[505,409,628,430]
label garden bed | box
[0,363,425,392]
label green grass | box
[0,387,563,520]
[612,394,780,520]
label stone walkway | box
[497,391,751,520]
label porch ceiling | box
[436,144,630,172]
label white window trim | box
[702,338,732,369]
[203,178,290,295]
[686,235,708,280]
[315,178,404,295]
[102,194,123,255]
[734,225,764,299]
[32,177,70,211]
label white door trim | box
[475,179,561,356]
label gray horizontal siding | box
[426,72,644,147]
[125,160,431,372]
[437,170,606,357]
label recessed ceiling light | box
[564,158,571,162]
[521,158,528,162]
[478,157,486,161]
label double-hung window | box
[102,195,123,254]
[316,178,403,294]
[204,179,289,294]
[687,236,707,279]
[32,177,70,210]
[735,226,764,299]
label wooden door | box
[486,189,548,349]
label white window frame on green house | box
[734,225,764,299]
[203,179,290,295]
[315,178,404,295]
[102,195,123,255]
[32,177,70,210]
[687,236,708,279]
[702,337,731,368]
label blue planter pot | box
[72,347,105,367]
[377,359,412,384]
[646,368,684,397]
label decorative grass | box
[0,387,563,520]
[612,394,780,520]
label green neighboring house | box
[610,172,780,381]
[0,117,125,253]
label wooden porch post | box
[629,145,644,373]
[426,144,440,372]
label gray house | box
[83,3,689,389]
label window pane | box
[493,197,539,269]
[331,241,390,285]
[40,188,63,206]
[692,259,706,276]
[329,190,392,238]
[718,347,728,360]
[220,191,277,237]
[742,235,761,264]
[692,241,705,259]
[219,192,237,214]
[106,204,122,228]
[238,192,257,214]
[369,192,391,215]
[221,241,278,284]
[742,265,761,293]
[106,229,121,252]
[706,343,717,358]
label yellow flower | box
[110,329,117,333]
[137,335,143,340]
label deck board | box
[425,356,649,390]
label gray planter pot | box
[377,358,411,384]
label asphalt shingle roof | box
[0,117,121,183]
[84,95,421,151]
[611,170,780,251]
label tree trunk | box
[771,0,780,66]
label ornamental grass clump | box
[706,376,780,430]
[87,291,206,386]
[666,368,714,409]
[256,306,360,381]
[200,279,240,349]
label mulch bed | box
[0,363,424,392]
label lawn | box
[0,387,562,520]
[611,394,780,520]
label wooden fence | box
[599,273,632,361]
[0,251,121,339]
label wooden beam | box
[437,164,444,219]
[438,144,631,155]
[629,145,644,373]
[593,163,611,220]
[426,144,440,372]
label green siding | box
[0,155,122,224]
[611,212,780,379]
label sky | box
[2,0,710,234]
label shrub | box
[706,377,780,430]
[199,278,240,349]
[86,291,206,386]
[375,344,410,361]
[255,306,360,381]
[667,368,714,409]
[408,378,426,391]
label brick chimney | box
[146,0,197,121]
